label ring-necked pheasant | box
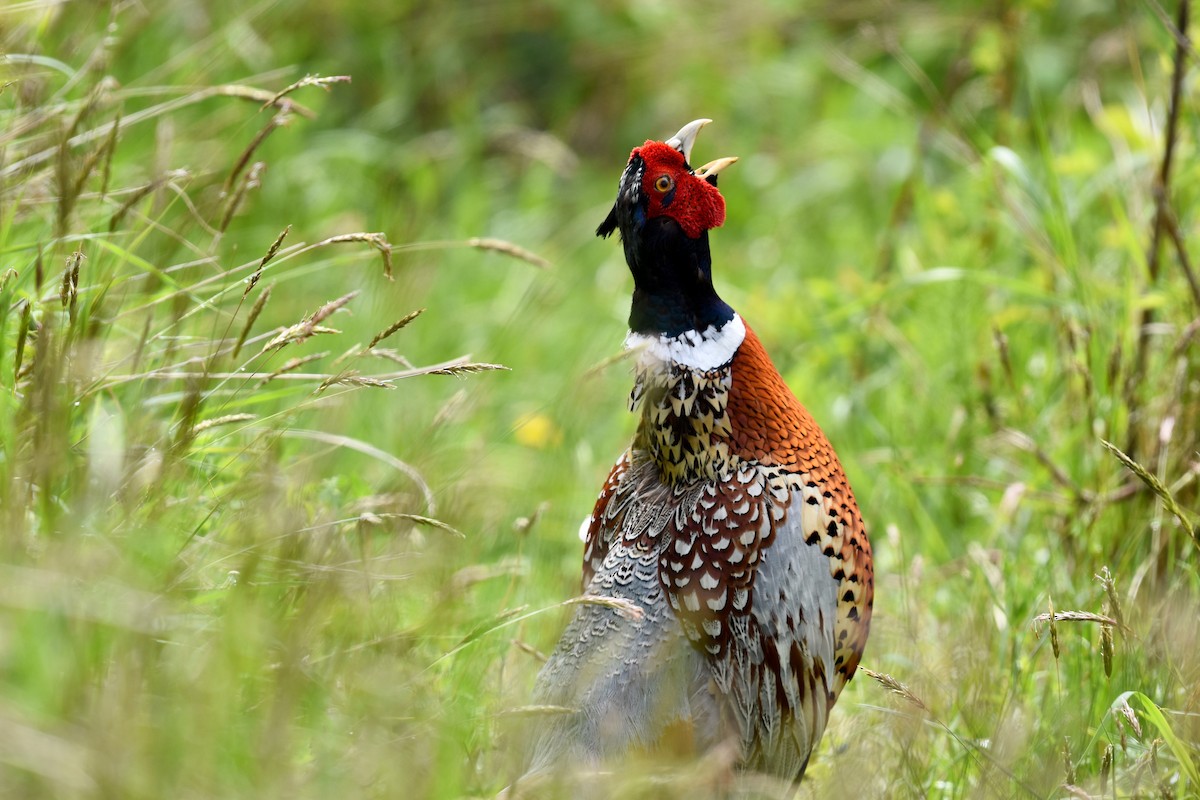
[524,119,873,790]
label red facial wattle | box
[632,140,727,239]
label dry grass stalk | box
[330,343,368,367]
[565,594,645,621]
[338,375,393,389]
[223,111,289,198]
[99,107,121,197]
[192,413,256,434]
[468,236,551,269]
[391,237,550,271]
[64,78,112,142]
[1095,567,1126,630]
[1002,427,1091,501]
[244,226,290,298]
[993,325,1015,387]
[387,356,506,380]
[260,291,357,354]
[1114,696,1143,738]
[860,667,930,712]
[384,513,467,538]
[584,347,636,378]
[1101,744,1114,794]
[367,308,424,349]
[55,84,108,234]
[1101,438,1197,549]
[69,252,82,318]
[1127,0,1192,428]
[1033,610,1120,628]
[233,283,272,359]
[62,140,109,231]
[0,85,317,182]
[280,428,435,514]
[67,98,116,183]
[219,160,265,234]
[0,268,17,292]
[101,357,507,388]
[364,348,413,368]
[103,365,437,383]
[1048,596,1061,659]
[1101,622,1114,677]
[171,380,203,455]
[1147,759,1172,797]
[109,169,189,232]
[310,291,358,326]
[1162,203,1200,310]
[1063,737,1077,784]
[510,638,548,664]
[1172,316,1200,357]
[312,232,394,279]
[215,83,318,117]
[59,258,75,309]
[512,502,548,536]
[428,361,509,376]
[346,492,410,514]
[261,323,340,354]
[13,301,31,382]
[449,559,527,591]
[60,251,83,322]
[260,74,351,111]
[257,352,328,385]
[317,372,394,391]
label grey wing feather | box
[526,461,721,775]
[722,488,840,779]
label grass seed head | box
[861,667,929,713]
[1101,744,1114,793]
[1101,613,1114,677]
[367,308,425,349]
[1048,596,1061,660]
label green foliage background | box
[1,1,1197,797]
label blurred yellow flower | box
[514,412,563,448]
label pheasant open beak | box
[664,118,711,165]
[664,119,737,183]
[694,156,738,180]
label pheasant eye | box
[654,174,674,193]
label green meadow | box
[1,1,1197,797]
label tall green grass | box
[1,1,1197,798]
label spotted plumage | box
[525,120,873,788]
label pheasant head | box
[596,119,739,338]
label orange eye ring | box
[654,174,674,193]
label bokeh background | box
[1,1,1198,797]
